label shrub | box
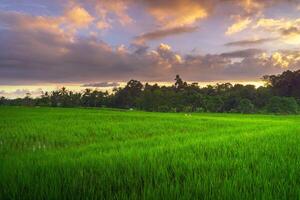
[182,106,193,113]
[157,105,170,112]
[266,96,298,114]
[237,99,255,114]
[195,107,205,113]
[204,96,224,113]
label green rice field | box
[0,107,300,199]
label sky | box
[1,0,300,97]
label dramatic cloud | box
[138,0,208,28]
[155,43,183,66]
[268,51,300,68]
[255,17,300,44]
[0,4,95,36]
[71,0,132,30]
[1,0,300,90]
[75,0,298,36]
[0,11,164,83]
[133,0,297,28]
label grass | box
[0,106,300,199]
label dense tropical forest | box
[1,70,300,114]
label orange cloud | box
[93,1,132,30]
[238,0,265,13]
[146,1,207,28]
[0,11,64,36]
[0,5,95,37]
[270,51,300,68]
[96,21,111,29]
[64,6,94,28]
[2,0,300,85]
[255,18,300,44]
[226,17,252,35]
[255,18,289,29]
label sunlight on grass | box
[0,107,299,199]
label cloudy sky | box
[1,0,300,97]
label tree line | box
[1,70,300,114]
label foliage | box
[237,99,255,114]
[203,96,224,112]
[266,96,298,114]
[264,70,300,99]
[1,70,300,114]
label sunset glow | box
[1,0,300,97]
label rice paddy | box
[0,106,300,199]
